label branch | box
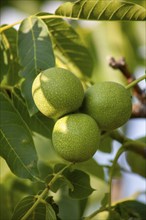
[110,130,146,159]
[108,57,145,104]
[131,103,146,118]
[109,57,146,119]
[20,163,73,220]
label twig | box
[110,130,146,159]
[109,57,145,104]
[20,163,73,220]
[109,57,146,119]
[131,103,146,118]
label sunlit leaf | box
[0,31,10,82]
[0,27,21,85]
[56,0,146,21]
[39,13,94,79]
[12,88,54,139]
[0,92,39,180]
[18,16,55,115]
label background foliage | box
[0,0,146,219]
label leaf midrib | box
[0,129,35,179]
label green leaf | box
[45,196,60,219]
[64,169,94,199]
[0,27,21,86]
[18,16,55,115]
[114,200,146,220]
[38,161,53,179]
[12,88,54,139]
[0,31,10,82]
[53,163,67,173]
[101,192,109,207]
[73,158,104,179]
[11,196,34,220]
[46,163,73,193]
[55,0,146,21]
[56,190,85,220]
[108,161,122,178]
[39,13,93,79]
[99,134,113,153]
[0,92,39,180]
[45,203,57,220]
[12,196,57,220]
[0,184,11,220]
[107,210,121,220]
[126,150,146,178]
[136,136,146,143]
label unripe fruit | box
[82,81,132,131]
[52,113,100,162]
[32,67,84,119]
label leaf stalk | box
[20,163,72,220]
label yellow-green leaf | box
[18,16,55,115]
[56,0,146,21]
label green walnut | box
[32,67,84,119]
[52,113,100,162]
[81,81,132,131]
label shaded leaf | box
[108,161,122,178]
[12,88,54,139]
[73,158,104,179]
[107,210,121,220]
[45,196,60,219]
[114,200,146,220]
[0,92,39,180]
[101,192,109,207]
[136,136,146,143]
[126,150,146,178]
[56,0,146,21]
[50,176,68,193]
[11,196,34,220]
[79,198,88,218]
[57,190,84,220]
[46,203,57,220]
[65,169,94,199]
[38,161,53,180]
[99,134,113,153]
[46,163,73,193]
[39,13,93,78]
[11,196,57,220]
[54,163,67,173]
[0,184,11,220]
[18,16,55,115]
